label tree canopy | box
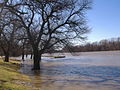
[0,0,92,69]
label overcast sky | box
[86,0,120,43]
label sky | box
[86,0,120,43]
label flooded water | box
[18,51,120,90]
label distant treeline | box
[62,37,120,52]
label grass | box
[0,59,37,90]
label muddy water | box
[19,51,120,90]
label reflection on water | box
[19,51,120,90]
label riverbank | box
[0,59,38,90]
[1,50,120,90]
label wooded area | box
[0,0,91,70]
[62,37,120,52]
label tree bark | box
[30,52,33,59]
[26,53,28,58]
[22,51,24,61]
[22,41,25,61]
[32,49,41,70]
[4,53,9,62]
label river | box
[18,51,120,90]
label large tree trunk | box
[32,49,41,70]
[4,53,9,62]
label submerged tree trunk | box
[32,49,41,70]
[30,52,33,59]
[22,51,24,61]
[4,53,9,62]
[22,41,25,61]
[26,53,28,58]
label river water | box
[18,51,120,90]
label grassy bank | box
[0,59,35,90]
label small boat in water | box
[54,56,65,58]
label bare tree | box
[67,37,120,52]
[0,5,22,62]
[1,0,91,69]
